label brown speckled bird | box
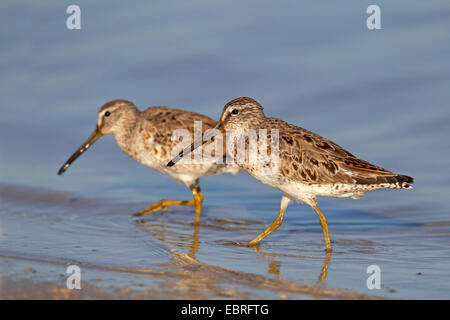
[168,97,414,251]
[58,99,240,222]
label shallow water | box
[1,0,450,299]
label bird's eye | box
[104,111,111,117]
[231,109,239,115]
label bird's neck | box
[246,116,266,131]
[114,110,140,154]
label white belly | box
[248,169,391,202]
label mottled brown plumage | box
[218,97,413,195]
[168,96,414,250]
[269,116,413,188]
[58,99,240,223]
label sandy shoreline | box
[0,249,377,300]
[1,183,449,299]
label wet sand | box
[1,184,449,299]
[0,250,374,300]
[0,184,378,299]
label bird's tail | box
[363,174,414,189]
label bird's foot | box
[134,199,194,217]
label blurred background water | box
[1,0,450,299]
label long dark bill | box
[57,127,103,175]
[167,120,223,167]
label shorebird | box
[58,99,239,222]
[167,97,414,251]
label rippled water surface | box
[1,0,450,299]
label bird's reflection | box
[134,215,332,283]
[317,250,332,283]
[248,244,332,283]
[247,244,283,280]
[134,214,202,259]
[188,222,200,258]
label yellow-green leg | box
[310,201,332,252]
[134,181,204,223]
[247,195,291,246]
